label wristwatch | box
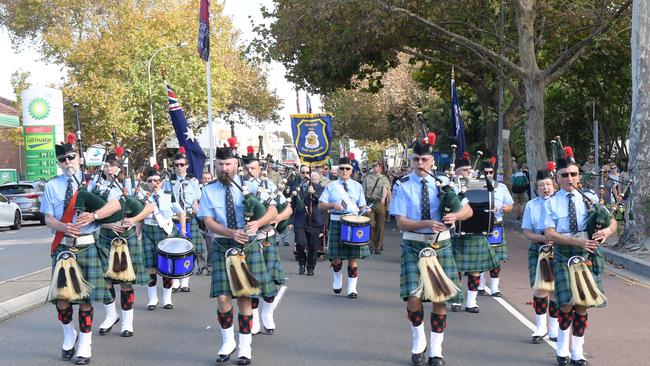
[93,212,100,221]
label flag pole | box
[207,59,214,175]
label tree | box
[0,0,280,163]
[253,0,632,178]
[621,1,650,248]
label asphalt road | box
[0,221,648,365]
[0,222,51,282]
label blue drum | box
[340,215,371,246]
[488,224,504,245]
[174,220,192,239]
[156,238,195,278]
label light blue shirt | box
[92,176,123,201]
[244,177,278,205]
[543,188,597,233]
[137,189,183,221]
[165,173,201,211]
[41,173,100,234]
[493,182,514,221]
[390,172,467,234]
[521,196,547,234]
[319,178,366,214]
[197,176,246,229]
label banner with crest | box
[290,113,333,166]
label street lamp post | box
[146,42,188,164]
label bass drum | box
[454,178,495,236]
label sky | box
[0,0,321,132]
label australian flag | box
[197,0,210,61]
[450,76,466,158]
[167,83,206,178]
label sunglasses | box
[174,163,186,167]
[484,170,494,175]
[301,171,309,174]
[560,172,579,178]
[57,153,77,163]
[339,167,352,171]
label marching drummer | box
[450,158,500,313]
[318,156,370,299]
[521,168,559,344]
[139,165,186,311]
[478,159,514,297]
[41,135,111,365]
[198,146,277,365]
[390,136,473,366]
[166,147,205,292]
[242,147,289,335]
[542,148,615,366]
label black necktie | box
[421,179,431,220]
[568,193,579,233]
[153,193,160,208]
[178,179,186,209]
[64,177,73,209]
[342,181,348,192]
[225,185,237,229]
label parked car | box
[0,181,46,224]
[0,193,21,230]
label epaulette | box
[399,175,410,183]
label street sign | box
[24,126,57,180]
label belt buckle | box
[68,245,80,253]
[429,240,440,249]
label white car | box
[0,193,22,230]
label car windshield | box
[0,185,36,195]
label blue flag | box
[197,0,210,61]
[290,113,333,166]
[167,83,206,178]
[451,77,466,158]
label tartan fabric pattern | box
[399,239,463,304]
[491,236,509,261]
[142,225,180,269]
[97,228,148,286]
[50,244,112,304]
[327,220,371,260]
[261,235,285,286]
[452,235,500,273]
[552,245,605,307]
[209,237,276,299]
[527,242,546,288]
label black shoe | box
[195,267,205,276]
[283,242,289,246]
[556,356,570,365]
[216,350,235,364]
[73,356,91,365]
[348,292,358,299]
[237,356,252,365]
[548,336,557,342]
[477,289,487,296]
[163,304,174,309]
[411,348,426,365]
[172,287,179,293]
[121,330,133,337]
[451,304,462,312]
[180,287,190,293]
[61,347,75,360]
[99,317,120,335]
[299,265,306,274]
[147,302,158,311]
[264,328,275,335]
[570,359,588,365]
[306,268,314,276]
[532,334,546,344]
[491,291,502,297]
[428,356,445,366]
[464,306,479,314]
[333,288,342,294]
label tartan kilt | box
[142,225,181,269]
[210,237,276,299]
[452,235,500,273]
[261,235,285,286]
[96,228,148,286]
[174,217,206,254]
[527,242,546,288]
[400,239,463,304]
[327,220,371,260]
[50,243,112,304]
[491,236,509,262]
[553,245,606,308]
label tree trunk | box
[620,1,650,247]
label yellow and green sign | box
[24,126,57,180]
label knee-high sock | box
[261,296,277,330]
[58,306,76,351]
[556,309,573,357]
[478,272,486,290]
[548,300,559,338]
[408,307,425,354]
[571,311,588,360]
[347,266,358,295]
[332,262,343,290]
[429,313,446,358]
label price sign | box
[24,126,58,181]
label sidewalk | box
[0,268,49,322]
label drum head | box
[157,238,194,255]
[342,214,370,224]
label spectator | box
[581,153,597,190]
[511,164,529,222]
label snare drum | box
[156,238,195,278]
[454,179,495,236]
[340,215,371,246]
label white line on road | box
[0,267,50,287]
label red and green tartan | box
[50,243,112,304]
[142,224,181,269]
[400,239,463,304]
[452,235,500,273]
[327,220,371,260]
[209,237,276,299]
[96,227,148,286]
[552,245,606,308]
[261,235,285,286]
